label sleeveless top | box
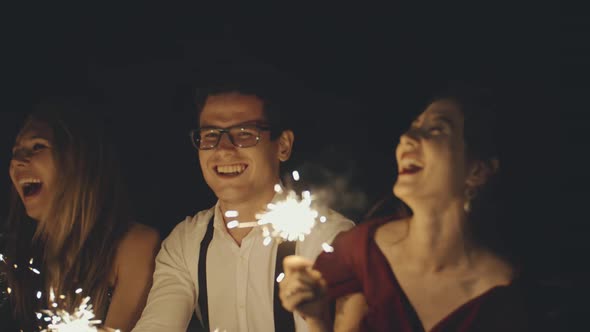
[314,217,531,332]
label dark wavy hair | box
[2,98,132,331]
[427,84,509,257]
[192,62,297,140]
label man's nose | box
[217,132,235,149]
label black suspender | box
[197,216,215,330]
[197,214,296,332]
[274,240,296,332]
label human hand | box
[279,255,328,320]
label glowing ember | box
[226,220,239,229]
[302,190,311,200]
[274,184,283,193]
[236,221,258,228]
[224,210,239,218]
[321,242,334,253]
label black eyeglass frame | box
[189,124,271,150]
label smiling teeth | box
[217,164,246,174]
[400,158,423,169]
[18,178,42,186]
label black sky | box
[0,2,580,285]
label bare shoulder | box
[475,250,515,286]
[374,218,409,246]
[116,223,161,259]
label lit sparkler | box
[40,294,106,332]
[256,189,318,242]
[221,171,335,253]
[0,253,114,332]
[37,287,120,332]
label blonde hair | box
[5,100,132,329]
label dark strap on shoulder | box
[274,240,296,332]
[198,216,296,332]
[197,215,215,330]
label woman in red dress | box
[279,86,530,331]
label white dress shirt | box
[132,199,354,332]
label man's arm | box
[131,220,196,332]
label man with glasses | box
[132,65,354,332]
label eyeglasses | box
[189,124,271,150]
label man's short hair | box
[193,62,296,140]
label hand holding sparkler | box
[278,255,329,323]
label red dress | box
[313,217,530,332]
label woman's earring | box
[463,200,471,213]
[464,187,477,213]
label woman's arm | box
[293,293,368,332]
[104,223,160,332]
[333,293,368,332]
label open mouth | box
[398,159,424,175]
[19,178,43,198]
[215,164,248,176]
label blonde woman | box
[2,99,160,331]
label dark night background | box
[0,1,585,323]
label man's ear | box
[277,130,295,162]
[465,158,499,188]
